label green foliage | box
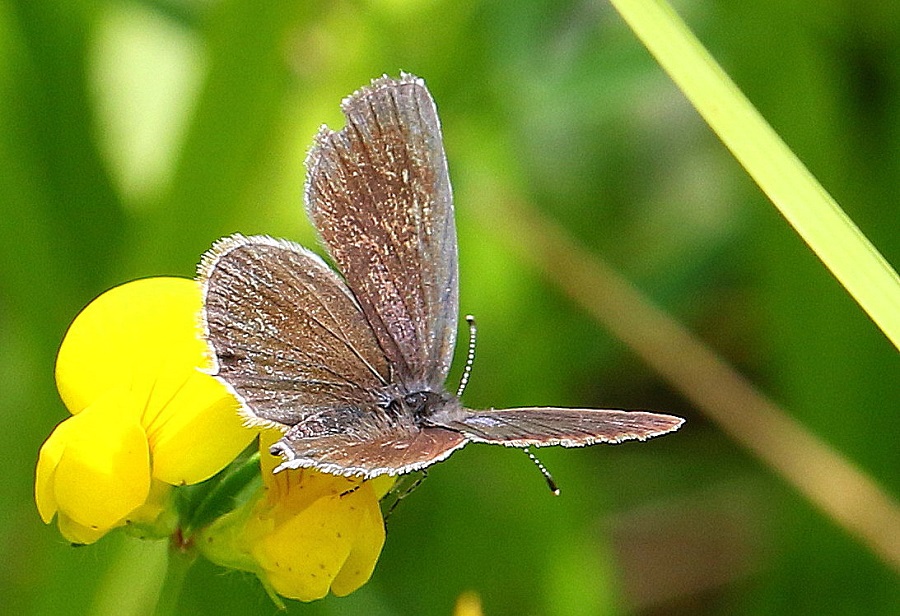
[1,0,897,614]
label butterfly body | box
[198,73,683,480]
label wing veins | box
[329,124,424,377]
[271,257,389,387]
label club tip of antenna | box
[546,477,560,496]
[524,447,560,496]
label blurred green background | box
[1,0,897,614]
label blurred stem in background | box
[474,0,900,571]
[476,189,900,573]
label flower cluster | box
[35,277,390,601]
[199,431,394,601]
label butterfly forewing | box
[199,234,390,428]
[305,73,459,388]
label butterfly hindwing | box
[271,424,468,478]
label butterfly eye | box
[403,392,429,413]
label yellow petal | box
[454,592,485,616]
[41,388,151,538]
[330,482,387,597]
[368,474,396,501]
[199,445,389,601]
[56,512,109,545]
[247,435,389,598]
[252,491,366,601]
[35,423,66,523]
[55,277,254,486]
[55,277,207,416]
[148,369,252,485]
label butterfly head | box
[380,388,465,427]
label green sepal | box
[175,443,262,538]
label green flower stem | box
[88,538,168,616]
[609,0,900,349]
[153,539,197,616]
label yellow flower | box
[36,277,255,544]
[454,591,485,616]
[37,276,393,601]
[199,431,394,602]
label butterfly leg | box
[380,470,429,527]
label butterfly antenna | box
[524,447,560,495]
[456,315,477,398]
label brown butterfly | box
[198,73,683,480]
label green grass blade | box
[610,0,900,350]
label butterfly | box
[198,73,683,480]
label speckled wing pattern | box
[305,73,458,389]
